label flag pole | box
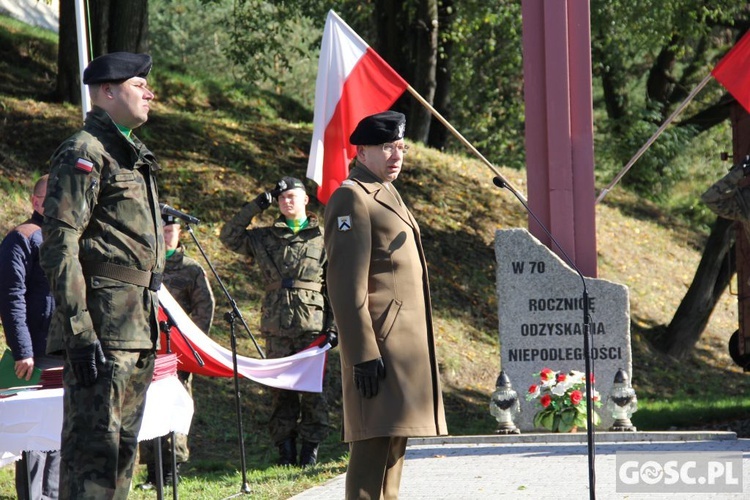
[405,85,527,202]
[595,73,713,204]
[74,0,91,121]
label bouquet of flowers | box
[526,368,601,432]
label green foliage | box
[632,395,750,431]
[591,0,747,200]
[602,107,698,200]
[150,0,233,77]
[445,0,525,169]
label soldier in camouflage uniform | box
[139,213,215,487]
[220,176,337,467]
[39,52,165,499]
[701,156,750,369]
[701,157,750,222]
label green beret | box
[83,52,152,85]
[350,111,406,146]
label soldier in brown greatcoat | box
[324,111,448,499]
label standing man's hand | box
[353,358,385,398]
[67,339,106,387]
[324,327,338,349]
[14,358,35,380]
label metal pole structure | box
[73,0,91,121]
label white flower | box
[551,383,568,396]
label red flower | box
[556,373,567,383]
[540,368,554,382]
[540,394,552,408]
[528,384,538,394]
[569,390,582,405]
[589,373,596,384]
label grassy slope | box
[1,14,749,499]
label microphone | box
[492,176,507,189]
[160,203,200,224]
[493,175,597,499]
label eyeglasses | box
[381,142,410,156]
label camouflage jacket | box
[701,163,750,222]
[41,106,165,353]
[219,202,334,337]
[164,245,215,334]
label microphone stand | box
[493,177,596,500]
[182,222,262,496]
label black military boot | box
[164,462,181,486]
[277,437,297,466]
[299,441,319,468]
[138,463,157,490]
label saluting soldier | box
[220,176,337,467]
[323,111,448,500]
[40,52,165,498]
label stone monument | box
[495,228,631,431]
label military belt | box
[82,261,163,291]
[265,278,322,293]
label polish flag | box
[157,288,331,392]
[712,30,750,113]
[306,10,409,204]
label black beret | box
[350,111,406,146]
[162,213,179,226]
[274,176,306,196]
[83,52,152,85]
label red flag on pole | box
[306,10,408,204]
[712,30,750,113]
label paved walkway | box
[292,432,750,499]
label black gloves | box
[353,357,385,399]
[254,191,273,210]
[324,328,338,349]
[742,155,750,176]
[67,339,106,387]
[254,179,289,209]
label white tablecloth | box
[0,376,193,467]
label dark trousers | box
[345,436,408,500]
[15,450,61,500]
[59,349,154,500]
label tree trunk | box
[55,0,149,104]
[408,0,438,143]
[426,0,453,150]
[54,0,80,103]
[655,217,735,358]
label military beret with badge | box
[272,176,306,197]
[162,213,179,226]
[349,111,406,146]
[83,52,152,85]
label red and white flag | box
[712,30,750,114]
[306,10,409,204]
[157,288,330,393]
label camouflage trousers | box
[266,333,330,445]
[59,348,154,500]
[139,371,192,465]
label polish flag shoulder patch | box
[74,158,94,173]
